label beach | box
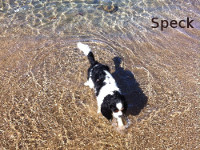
[0,0,199,149]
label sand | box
[0,0,200,149]
[0,25,199,149]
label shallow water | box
[0,0,200,149]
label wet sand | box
[0,25,199,149]
[0,0,200,149]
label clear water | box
[1,0,199,41]
[0,0,199,149]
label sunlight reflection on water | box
[0,0,199,149]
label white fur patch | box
[84,78,94,88]
[77,42,91,56]
[113,109,123,119]
[96,70,120,111]
[116,103,122,110]
[117,117,124,127]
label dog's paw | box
[84,80,94,88]
[84,81,89,86]
[97,105,101,114]
[117,125,126,131]
[112,122,118,127]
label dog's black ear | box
[101,101,112,120]
[104,65,110,72]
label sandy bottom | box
[0,26,199,149]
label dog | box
[77,42,127,129]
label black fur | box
[87,52,96,66]
[87,61,110,96]
[101,99,113,120]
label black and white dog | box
[77,42,127,129]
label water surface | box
[0,0,199,149]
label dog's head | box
[110,95,127,119]
[101,92,127,120]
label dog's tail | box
[77,42,96,65]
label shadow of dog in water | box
[112,57,148,116]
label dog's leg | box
[97,96,105,114]
[97,100,102,114]
[84,78,94,88]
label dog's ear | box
[105,65,110,72]
[101,101,112,120]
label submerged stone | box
[99,4,118,13]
